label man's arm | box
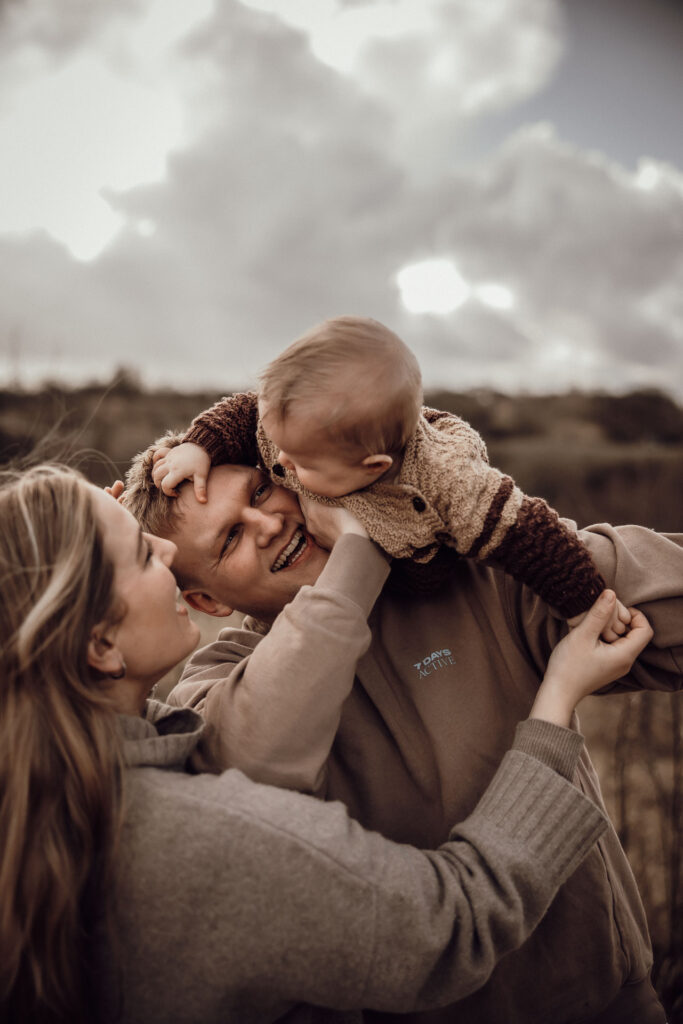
[504,521,683,692]
[169,533,390,788]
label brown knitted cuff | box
[185,391,260,467]
[492,496,606,618]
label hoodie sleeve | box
[183,390,261,467]
[503,520,683,692]
[168,534,390,789]
[115,719,606,1021]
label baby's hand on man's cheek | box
[299,495,368,550]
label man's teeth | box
[271,529,306,572]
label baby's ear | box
[361,453,393,476]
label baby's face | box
[261,406,372,498]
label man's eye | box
[253,482,271,503]
[222,528,238,555]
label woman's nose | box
[158,536,177,565]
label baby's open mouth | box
[271,528,307,572]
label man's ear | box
[87,624,122,676]
[183,590,234,618]
[360,453,393,477]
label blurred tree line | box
[1,373,682,1019]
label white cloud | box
[0,0,681,401]
[0,0,213,258]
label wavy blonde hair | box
[0,464,123,1023]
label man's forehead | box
[175,464,255,528]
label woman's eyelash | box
[145,541,153,564]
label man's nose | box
[245,506,285,546]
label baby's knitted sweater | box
[184,391,605,617]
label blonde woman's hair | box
[0,464,123,1023]
[259,316,423,456]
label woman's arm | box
[170,520,389,790]
[118,717,605,1021]
[530,589,653,726]
[508,522,683,694]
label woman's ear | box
[360,453,393,477]
[183,590,234,618]
[87,624,122,676]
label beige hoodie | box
[171,523,682,1023]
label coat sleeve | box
[502,521,683,692]
[168,534,390,788]
[119,720,606,1018]
[183,390,260,467]
[425,409,606,617]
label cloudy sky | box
[1,0,682,397]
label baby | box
[152,315,630,633]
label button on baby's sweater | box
[412,496,426,512]
[272,463,285,478]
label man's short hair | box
[122,430,186,537]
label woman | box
[0,464,651,1024]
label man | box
[123,432,682,1024]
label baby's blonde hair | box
[259,316,423,456]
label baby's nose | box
[278,452,295,471]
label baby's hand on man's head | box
[151,442,211,502]
[568,595,632,643]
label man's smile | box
[271,527,309,572]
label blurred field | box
[1,376,682,1020]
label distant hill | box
[1,376,682,530]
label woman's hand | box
[299,495,369,550]
[530,590,653,727]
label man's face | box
[167,464,330,621]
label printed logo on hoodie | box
[413,648,456,678]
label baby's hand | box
[151,442,211,502]
[531,591,652,726]
[299,495,369,550]
[567,596,632,642]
